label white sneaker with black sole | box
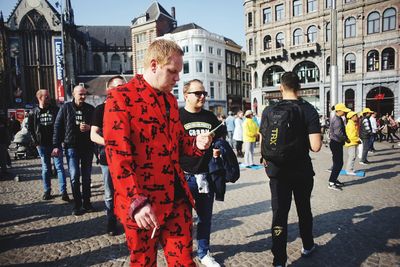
[328,183,342,191]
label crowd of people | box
[0,38,399,267]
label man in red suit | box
[103,39,212,266]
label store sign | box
[54,38,65,102]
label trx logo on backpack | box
[260,100,305,166]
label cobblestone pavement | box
[0,141,399,267]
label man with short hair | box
[225,111,235,147]
[28,89,68,201]
[359,108,374,164]
[180,79,225,267]
[53,85,95,215]
[103,39,212,266]
[328,103,350,190]
[91,75,125,235]
[260,72,321,267]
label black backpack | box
[260,100,306,166]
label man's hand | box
[51,148,61,157]
[80,122,90,132]
[133,203,159,230]
[196,133,212,150]
[212,148,220,158]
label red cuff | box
[128,195,149,220]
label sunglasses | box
[187,91,208,97]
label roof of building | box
[171,23,204,34]
[6,0,60,23]
[224,37,242,49]
[76,25,131,47]
[132,1,175,26]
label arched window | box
[344,17,356,38]
[326,22,331,42]
[293,61,320,84]
[383,8,396,31]
[263,35,272,50]
[307,25,317,43]
[249,38,253,55]
[367,50,379,71]
[326,56,331,76]
[276,32,285,48]
[293,28,303,45]
[93,54,102,74]
[262,65,285,87]
[367,12,380,34]
[344,53,356,74]
[111,54,121,73]
[382,48,395,70]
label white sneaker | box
[200,254,221,267]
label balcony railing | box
[289,42,320,58]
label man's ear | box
[150,59,157,73]
[278,84,284,92]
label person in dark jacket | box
[53,85,95,216]
[359,108,374,165]
[179,79,225,267]
[328,103,350,191]
[28,89,69,201]
[0,115,11,179]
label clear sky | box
[0,0,246,47]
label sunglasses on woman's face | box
[187,91,208,97]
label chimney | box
[171,7,176,19]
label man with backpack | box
[179,79,226,267]
[260,72,322,267]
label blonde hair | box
[144,39,184,69]
[36,89,49,99]
[182,79,203,95]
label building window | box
[195,44,203,52]
[293,61,320,83]
[209,62,214,74]
[276,32,285,48]
[263,8,272,23]
[217,63,222,74]
[137,49,145,61]
[307,0,317,13]
[344,0,355,3]
[307,25,317,43]
[182,45,189,53]
[262,66,285,87]
[217,48,222,56]
[367,50,379,71]
[196,60,203,72]
[344,53,356,73]
[293,28,303,45]
[136,33,146,43]
[183,61,189,74]
[263,35,272,50]
[326,22,331,42]
[293,0,302,17]
[210,81,215,99]
[326,56,330,76]
[382,47,395,70]
[275,4,284,21]
[326,0,332,8]
[249,39,253,55]
[111,54,121,73]
[382,8,396,31]
[208,46,214,54]
[248,12,253,27]
[173,85,179,97]
[344,17,356,38]
[367,12,380,34]
[345,89,355,110]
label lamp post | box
[330,0,338,112]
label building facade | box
[225,37,243,113]
[241,51,252,112]
[244,0,400,118]
[161,23,227,114]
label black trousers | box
[269,176,314,266]
[329,140,344,183]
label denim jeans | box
[185,173,214,259]
[37,146,67,194]
[361,138,371,162]
[65,148,93,208]
[270,176,314,266]
[100,164,116,222]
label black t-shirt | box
[179,108,226,174]
[266,99,320,178]
[38,107,55,146]
[92,103,105,129]
[73,104,91,148]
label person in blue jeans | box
[179,79,226,267]
[28,89,69,201]
[91,75,125,235]
[53,85,95,216]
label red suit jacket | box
[103,75,200,227]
